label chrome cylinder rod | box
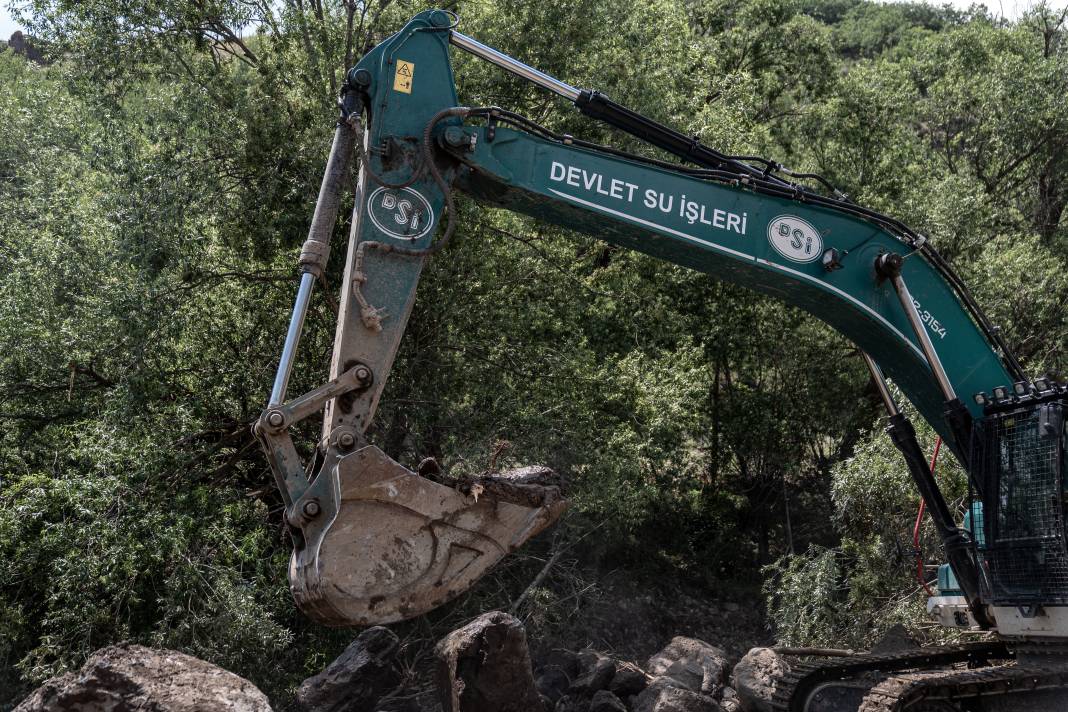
[269,123,356,407]
[861,351,900,417]
[269,272,315,406]
[890,273,957,402]
[449,31,581,102]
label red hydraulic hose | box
[913,437,943,595]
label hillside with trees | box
[1,0,1066,707]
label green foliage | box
[0,471,292,685]
[831,1,957,58]
[1,0,1067,706]
[766,409,964,648]
[764,545,846,647]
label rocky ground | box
[14,611,791,712]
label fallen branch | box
[509,548,565,614]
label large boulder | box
[295,626,401,712]
[646,637,729,696]
[15,644,271,712]
[435,610,545,712]
[731,648,790,712]
[634,678,722,712]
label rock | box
[646,637,729,696]
[732,648,789,712]
[634,678,722,712]
[576,650,601,672]
[541,649,582,679]
[590,689,628,712]
[555,695,590,712]
[436,611,545,712]
[296,626,400,712]
[569,655,616,696]
[15,643,271,712]
[720,686,740,712]
[610,662,649,697]
[869,624,920,654]
[537,665,573,704]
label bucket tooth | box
[289,445,567,626]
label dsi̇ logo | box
[767,215,823,263]
[367,187,434,241]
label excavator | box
[254,10,1068,711]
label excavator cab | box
[972,385,1068,611]
[931,387,1068,633]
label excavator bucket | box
[288,445,567,627]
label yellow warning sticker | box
[393,60,414,94]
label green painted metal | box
[324,10,462,437]
[451,129,1012,446]
[938,563,963,596]
[964,503,986,548]
[346,10,1013,453]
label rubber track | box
[770,641,1011,712]
[857,663,1068,711]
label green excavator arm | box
[337,10,1017,439]
[255,10,1041,632]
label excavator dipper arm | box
[257,10,1029,631]
[253,17,568,627]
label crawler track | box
[857,663,1068,711]
[770,641,1011,712]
